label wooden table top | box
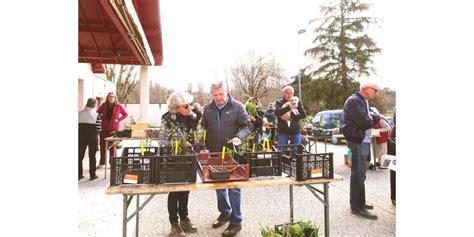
[106,174,344,195]
[104,136,162,142]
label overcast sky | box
[149,0,394,92]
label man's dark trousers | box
[348,141,370,211]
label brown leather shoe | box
[212,213,230,228]
[169,223,185,237]
[180,217,197,233]
[222,223,242,237]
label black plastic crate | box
[242,150,282,177]
[272,144,334,181]
[156,146,197,184]
[122,146,159,157]
[110,156,155,186]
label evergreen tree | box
[305,0,381,88]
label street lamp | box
[297,29,306,100]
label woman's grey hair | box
[86,98,97,108]
[210,81,226,92]
[167,91,194,113]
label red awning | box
[79,0,163,66]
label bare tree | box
[230,51,289,101]
[150,81,173,104]
[191,82,209,106]
[104,64,140,103]
[186,82,193,94]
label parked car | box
[311,109,344,144]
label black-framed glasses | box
[369,87,378,93]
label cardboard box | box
[344,154,352,167]
[131,123,148,138]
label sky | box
[149,0,395,93]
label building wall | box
[78,63,116,111]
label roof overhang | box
[79,0,163,66]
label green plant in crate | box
[260,223,282,237]
[192,127,207,149]
[232,131,258,157]
[245,97,262,118]
[260,220,320,237]
[160,121,192,155]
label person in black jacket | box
[162,91,202,237]
[274,86,306,145]
[78,98,101,181]
[341,81,381,220]
[246,98,265,144]
[264,102,276,124]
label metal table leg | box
[324,138,327,153]
[136,195,140,237]
[289,184,294,223]
[123,195,128,237]
[315,137,318,154]
[105,140,110,179]
[121,194,157,237]
[324,183,329,237]
[305,183,330,237]
[371,138,377,171]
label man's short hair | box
[210,81,226,92]
[86,98,97,108]
[282,85,294,93]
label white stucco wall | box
[78,63,116,110]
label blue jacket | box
[341,92,380,143]
[201,95,252,152]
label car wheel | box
[331,137,339,145]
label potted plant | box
[260,220,320,237]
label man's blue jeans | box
[216,188,242,224]
[347,141,371,211]
[277,132,302,145]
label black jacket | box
[264,108,276,123]
[161,107,202,142]
[340,92,380,143]
[274,97,307,134]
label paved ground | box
[79,140,396,236]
